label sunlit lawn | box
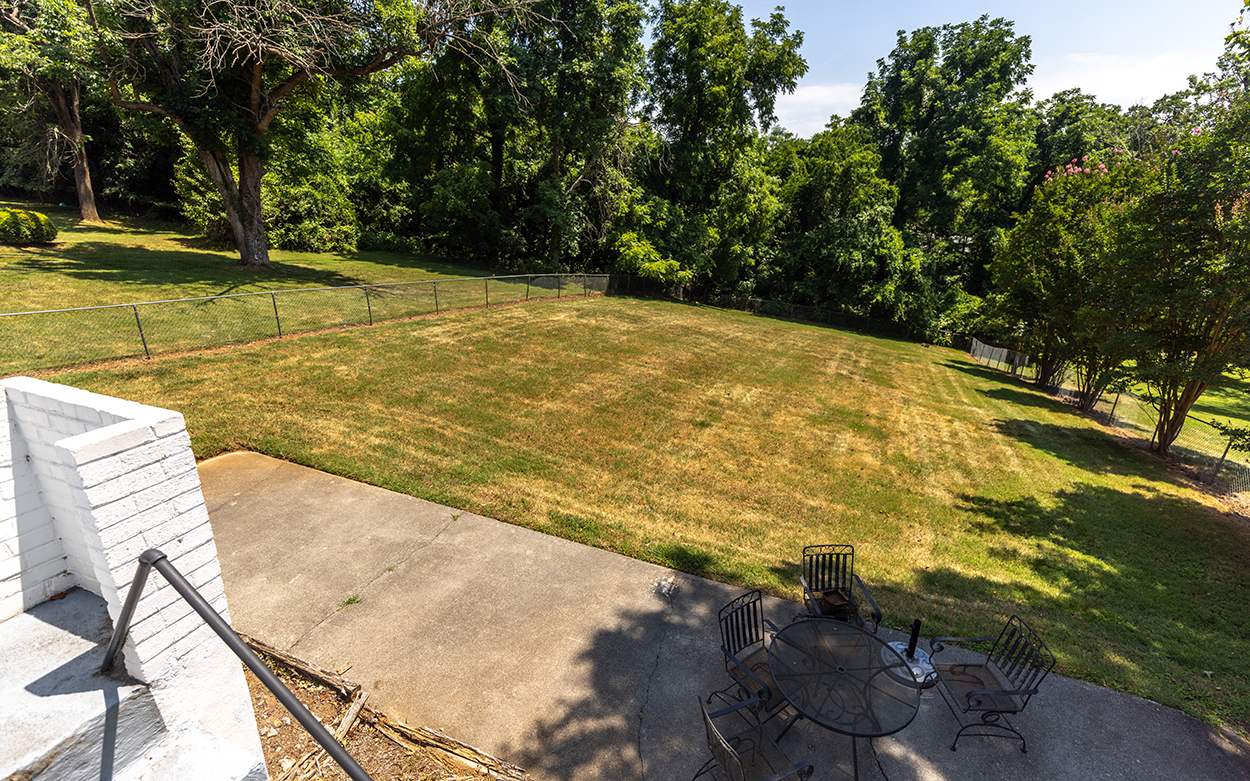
[0,201,490,314]
[48,296,1250,734]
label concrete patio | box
[200,451,1250,781]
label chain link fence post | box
[132,305,151,359]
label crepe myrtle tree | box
[1118,100,1250,455]
[83,0,540,268]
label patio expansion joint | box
[290,510,463,650]
[636,576,681,781]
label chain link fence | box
[968,338,1250,494]
[2,273,608,375]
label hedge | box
[0,209,58,245]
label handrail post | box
[100,548,162,674]
[102,549,374,781]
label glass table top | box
[768,617,921,738]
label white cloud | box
[1029,49,1222,108]
[773,83,864,138]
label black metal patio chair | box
[716,591,794,724]
[926,614,1057,753]
[693,695,814,781]
[798,544,882,633]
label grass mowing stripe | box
[52,296,1250,735]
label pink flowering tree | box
[1117,99,1250,454]
[990,151,1146,402]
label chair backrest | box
[802,544,854,593]
[701,700,747,781]
[719,590,767,659]
[987,615,1056,708]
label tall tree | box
[84,0,538,268]
[1119,97,1250,454]
[761,124,915,319]
[1,0,102,221]
[634,0,805,289]
[991,151,1142,399]
[853,16,1034,295]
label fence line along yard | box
[1,273,607,375]
[968,338,1250,494]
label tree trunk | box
[42,78,102,224]
[1154,379,1209,454]
[198,146,273,269]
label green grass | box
[46,296,1250,734]
[0,204,591,373]
[0,201,490,314]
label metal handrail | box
[101,549,374,781]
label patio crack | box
[289,510,463,650]
[870,737,891,780]
[637,575,681,781]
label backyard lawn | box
[0,202,489,314]
[38,295,1250,736]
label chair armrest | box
[706,694,763,720]
[928,635,996,656]
[721,646,774,702]
[851,574,883,630]
[762,760,815,781]
[798,576,821,616]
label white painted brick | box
[125,435,188,471]
[74,454,134,488]
[0,591,20,621]
[19,536,63,567]
[17,522,59,552]
[0,517,17,543]
[62,422,157,465]
[170,539,219,577]
[132,470,200,515]
[183,558,223,592]
[138,608,204,663]
[19,554,69,587]
[129,609,168,646]
[16,406,52,431]
[144,516,213,556]
[158,448,197,478]
[172,489,206,515]
[101,532,149,573]
[24,440,59,465]
[81,461,168,508]
[47,413,89,438]
[151,414,186,439]
[89,495,139,530]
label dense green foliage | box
[0,206,56,244]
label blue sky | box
[734,1,1242,136]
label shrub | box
[0,208,57,245]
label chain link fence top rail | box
[1,274,608,375]
[968,337,1250,494]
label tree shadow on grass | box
[980,385,1068,411]
[10,243,364,295]
[945,484,1250,670]
[990,418,1167,479]
[940,359,1025,386]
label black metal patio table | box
[768,617,922,779]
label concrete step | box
[0,588,166,781]
[115,723,268,781]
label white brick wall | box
[0,377,264,772]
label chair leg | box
[950,715,1027,753]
